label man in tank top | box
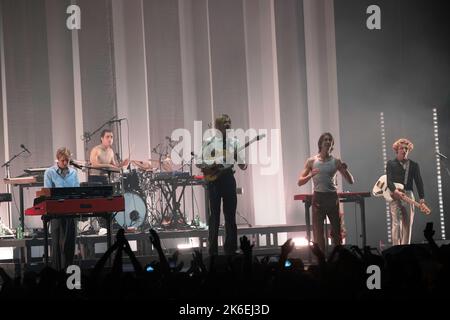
[89,129,128,184]
[297,132,354,253]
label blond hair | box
[392,138,414,152]
[56,147,71,160]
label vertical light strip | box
[432,108,446,240]
[380,112,391,243]
[205,0,215,124]
[71,0,84,164]
[0,1,13,227]
[140,0,152,158]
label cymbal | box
[130,159,155,171]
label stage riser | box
[0,224,308,264]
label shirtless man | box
[89,129,128,183]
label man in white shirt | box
[200,114,247,256]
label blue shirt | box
[44,165,80,188]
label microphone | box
[81,132,90,141]
[20,144,31,154]
[436,151,448,159]
[109,118,126,123]
[69,160,83,170]
[152,143,161,154]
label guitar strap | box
[223,134,227,163]
[403,160,410,187]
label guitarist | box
[387,138,426,245]
[200,114,247,256]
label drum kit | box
[74,140,204,233]
[77,117,205,232]
[114,157,170,230]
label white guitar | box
[372,175,431,215]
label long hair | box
[214,114,231,129]
[317,132,334,153]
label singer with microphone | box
[43,147,80,271]
[386,138,427,245]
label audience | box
[1,223,449,300]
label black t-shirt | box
[386,159,424,199]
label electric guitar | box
[200,134,266,182]
[372,174,431,215]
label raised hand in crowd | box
[187,250,207,275]
[240,235,254,256]
[116,228,144,275]
[240,236,254,275]
[310,241,326,265]
[112,229,126,274]
[168,250,184,273]
[93,234,121,278]
[279,239,295,269]
[149,229,169,273]
[423,222,441,261]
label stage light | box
[0,247,13,260]
[432,109,446,240]
[177,237,200,250]
[177,243,193,250]
[379,112,391,243]
[292,237,309,247]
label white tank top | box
[90,145,115,176]
[312,155,338,192]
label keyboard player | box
[43,147,80,271]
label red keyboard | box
[294,192,371,201]
[25,196,124,216]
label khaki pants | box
[390,191,414,245]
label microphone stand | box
[1,149,29,229]
[189,152,196,227]
[439,155,450,178]
[152,143,165,226]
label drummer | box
[89,129,128,185]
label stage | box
[0,224,310,277]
